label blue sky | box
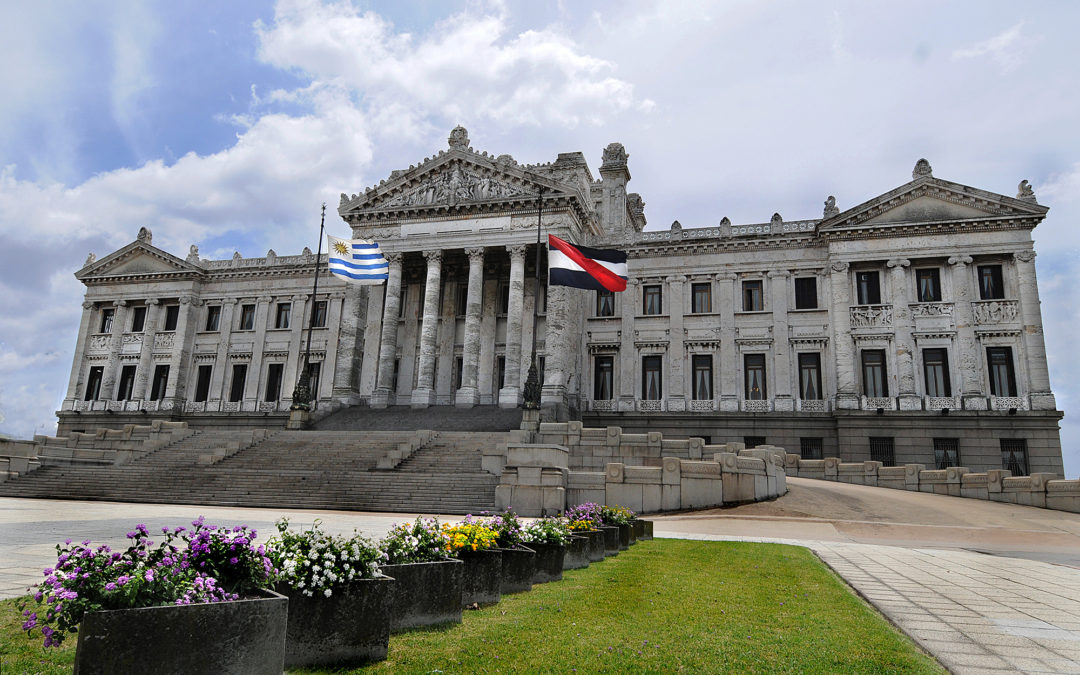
[1,1,1078,475]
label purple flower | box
[105,582,117,591]
[229,557,239,565]
[144,569,155,582]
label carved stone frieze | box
[972,300,1018,324]
[382,164,527,208]
[910,302,954,318]
[850,304,893,329]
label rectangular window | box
[861,350,888,397]
[923,349,952,397]
[453,356,463,390]
[856,271,881,304]
[306,362,321,399]
[978,264,1005,300]
[870,437,896,466]
[643,285,663,315]
[204,306,221,332]
[85,366,104,401]
[692,354,713,400]
[239,304,255,330]
[1000,439,1028,476]
[163,305,179,331]
[742,280,763,311]
[117,365,137,401]
[798,353,823,400]
[455,284,469,317]
[691,283,712,313]
[149,365,170,401]
[934,438,960,470]
[596,289,615,317]
[264,363,284,401]
[229,364,247,402]
[794,277,818,310]
[744,436,766,449]
[800,437,823,460]
[130,306,147,332]
[744,353,767,400]
[311,301,327,328]
[100,308,114,334]
[498,284,510,316]
[987,347,1017,397]
[497,356,506,390]
[194,365,212,402]
[642,355,662,400]
[916,268,942,302]
[275,303,291,329]
[594,355,614,400]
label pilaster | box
[101,300,129,399]
[887,258,920,410]
[282,294,309,400]
[499,244,527,408]
[829,262,859,409]
[321,292,346,402]
[412,250,443,408]
[618,278,638,411]
[131,300,160,400]
[948,255,986,410]
[717,272,739,411]
[768,270,793,411]
[210,299,237,403]
[371,253,403,408]
[1014,250,1055,409]
[65,300,97,402]
[667,274,687,412]
[166,295,200,404]
[456,247,484,407]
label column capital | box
[767,270,790,279]
[146,298,160,306]
[1014,250,1036,263]
[886,258,911,269]
[291,294,308,302]
[465,247,485,263]
[506,244,527,258]
[948,255,973,267]
[180,295,202,306]
[715,272,738,281]
[829,261,849,273]
[113,300,128,308]
[257,295,273,304]
[423,250,443,264]
[385,252,403,264]
[668,274,687,284]
[220,298,238,305]
[626,277,641,287]
[82,300,95,310]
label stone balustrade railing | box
[30,420,195,468]
[782,454,1079,513]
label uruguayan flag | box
[327,235,389,285]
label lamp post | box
[291,203,326,412]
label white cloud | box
[952,22,1031,72]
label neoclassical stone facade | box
[58,127,1064,475]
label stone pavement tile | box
[1038,657,1080,673]
[938,651,1013,669]
[949,667,1013,675]
[1003,654,1052,671]
[961,630,1045,647]
[918,639,992,656]
[902,620,957,632]
[910,628,968,642]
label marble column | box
[64,300,97,403]
[887,258,919,409]
[357,285,384,398]
[541,283,572,420]
[165,295,200,407]
[412,250,443,408]
[242,296,272,405]
[101,300,129,399]
[768,270,793,411]
[210,299,237,406]
[667,275,687,411]
[131,299,160,401]
[499,245,527,408]
[370,253,403,408]
[717,272,739,411]
[829,262,859,409]
[1014,250,1055,409]
[618,278,639,411]
[948,255,986,410]
[456,248,485,407]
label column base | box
[520,408,541,432]
[410,387,436,409]
[285,409,311,430]
[898,394,922,411]
[498,386,521,409]
[836,393,860,410]
[369,388,391,409]
[455,387,479,408]
[541,384,569,422]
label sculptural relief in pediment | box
[380,163,529,209]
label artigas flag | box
[327,235,389,284]
[547,234,627,292]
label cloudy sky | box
[1,1,1077,475]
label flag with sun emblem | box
[327,235,389,284]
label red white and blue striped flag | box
[547,235,627,292]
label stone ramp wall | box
[493,422,788,515]
[784,454,1080,513]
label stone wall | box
[784,454,1080,513]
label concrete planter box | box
[74,588,287,675]
[499,545,536,594]
[638,519,654,540]
[528,542,566,583]
[381,558,463,631]
[617,522,635,548]
[584,529,606,562]
[632,519,646,540]
[563,535,591,570]
[599,525,620,556]
[279,576,394,668]
[459,549,502,607]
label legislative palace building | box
[58,127,1064,475]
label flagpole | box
[291,203,326,412]
[522,185,544,410]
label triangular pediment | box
[77,241,203,282]
[338,148,580,217]
[820,170,1048,234]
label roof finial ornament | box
[186,245,200,263]
[771,213,783,227]
[1017,179,1037,203]
[823,195,839,218]
[84,252,96,266]
[912,158,933,180]
[136,226,152,244]
[448,125,469,149]
[670,220,682,236]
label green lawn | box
[2,540,942,674]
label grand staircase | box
[0,412,509,514]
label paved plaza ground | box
[2,477,1079,673]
